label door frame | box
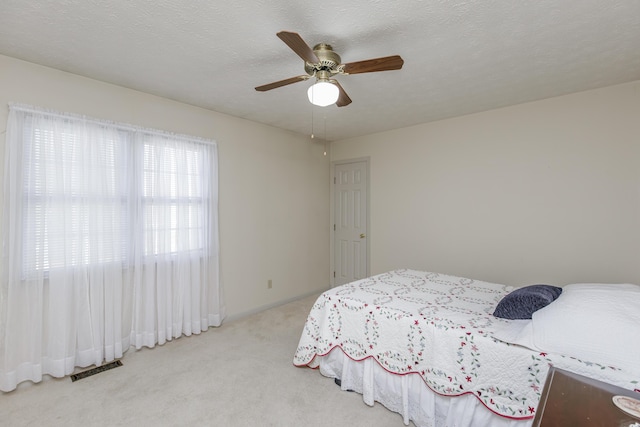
[330,157,371,287]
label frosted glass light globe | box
[307,81,339,107]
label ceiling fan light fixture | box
[255,31,403,108]
[307,81,339,107]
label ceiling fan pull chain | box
[310,102,314,139]
[324,115,327,156]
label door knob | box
[360,233,366,239]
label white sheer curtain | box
[0,104,223,392]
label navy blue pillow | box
[493,285,563,320]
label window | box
[16,108,214,277]
[1,105,223,391]
[142,141,209,256]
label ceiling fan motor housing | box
[305,43,341,76]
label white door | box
[334,161,368,286]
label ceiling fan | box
[255,31,404,107]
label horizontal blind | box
[21,115,129,273]
[12,105,215,277]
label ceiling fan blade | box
[277,31,319,64]
[333,80,352,107]
[255,75,308,92]
[342,55,404,74]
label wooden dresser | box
[532,367,640,426]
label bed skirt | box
[313,347,534,427]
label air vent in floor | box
[70,360,123,382]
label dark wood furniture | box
[532,367,640,426]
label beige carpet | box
[2,293,411,426]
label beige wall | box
[332,81,640,286]
[0,54,331,319]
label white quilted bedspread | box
[293,269,640,420]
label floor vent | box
[70,360,123,382]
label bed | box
[293,269,640,427]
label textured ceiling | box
[0,0,639,141]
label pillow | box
[491,318,537,349]
[531,283,640,370]
[493,284,563,319]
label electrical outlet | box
[268,279,272,289]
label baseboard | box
[224,287,328,324]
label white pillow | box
[491,319,537,349]
[531,283,640,370]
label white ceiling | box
[1,1,639,141]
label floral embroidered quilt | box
[293,269,640,419]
